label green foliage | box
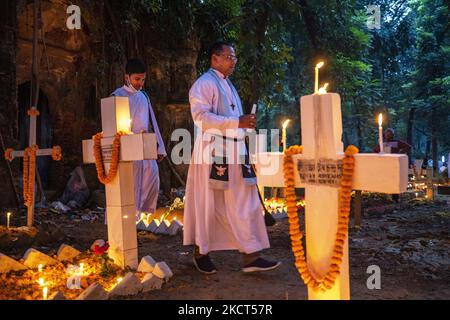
[103,0,449,162]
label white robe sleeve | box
[189,77,239,132]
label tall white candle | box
[6,212,11,229]
[314,61,324,94]
[378,114,384,153]
[282,120,291,153]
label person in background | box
[111,58,166,221]
[373,128,411,202]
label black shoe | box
[193,255,217,274]
[242,258,281,273]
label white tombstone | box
[57,244,81,262]
[137,256,157,273]
[141,273,163,292]
[0,253,28,273]
[254,93,408,300]
[22,248,60,269]
[152,261,173,282]
[76,283,108,300]
[82,97,157,269]
[108,272,142,297]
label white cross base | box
[254,93,408,300]
[82,96,157,269]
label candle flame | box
[38,264,43,273]
[118,118,132,134]
[38,278,45,286]
[6,212,11,228]
[282,119,291,130]
[117,277,123,284]
[318,83,329,94]
[43,287,48,300]
[378,113,383,127]
[316,61,324,69]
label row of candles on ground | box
[264,198,305,215]
[36,262,125,300]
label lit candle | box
[314,61,324,94]
[79,263,84,274]
[378,113,384,153]
[38,264,43,273]
[6,212,11,229]
[282,120,291,153]
[117,277,123,284]
[318,83,329,95]
[43,286,48,300]
[38,278,45,286]
[118,118,132,134]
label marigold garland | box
[27,109,40,117]
[52,146,63,161]
[4,148,14,162]
[283,144,359,292]
[93,131,125,184]
[23,145,38,207]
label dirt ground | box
[1,197,449,300]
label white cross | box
[6,107,62,227]
[82,97,157,269]
[255,93,408,300]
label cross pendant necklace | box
[230,103,235,111]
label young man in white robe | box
[183,42,281,274]
[111,58,166,222]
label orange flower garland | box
[4,148,14,162]
[23,145,38,207]
[27,109,40,117]
[283,144,359,292]
[52,146,63,161]
[93,131,125,184]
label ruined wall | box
[0,0,199,208]
[0,0,19,207]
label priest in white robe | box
[111,58,166,220]
[183,42,281,274]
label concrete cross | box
[5,107,62,227]
[255,93,408,300]
[82,97,157,269]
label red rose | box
[94,242,110,255]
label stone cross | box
[82,97,157,269]
[255,93,408,300]
[6,107,62,227]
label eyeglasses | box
[217,54,238,62]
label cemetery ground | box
[0,194,449,300]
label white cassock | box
[183,69,270,255]
[111,85,166,218]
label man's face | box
[211,46,237,77]
[125,73,146,91]
[384,130,394,141]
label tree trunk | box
[248,1,270,113]
[430,105,438,174]
[406,107,415,161]
[297,0,319,52]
